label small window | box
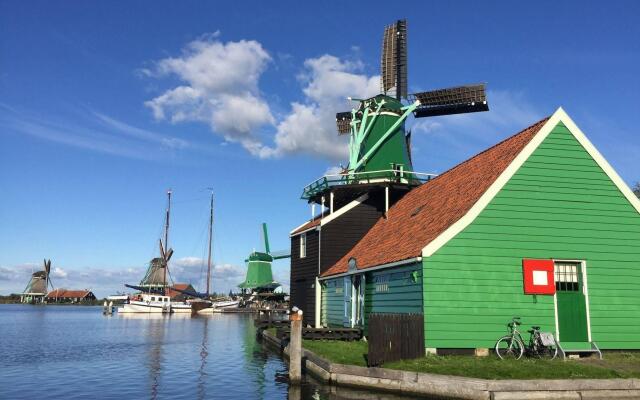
[375,275,389,293]
[151,297,155,301]
[300,232,307,258]
[555,262,580,292]
[391,163,404,178]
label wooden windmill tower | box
[302,19,489,210]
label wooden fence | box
[367,313,424,367]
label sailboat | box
[194,190,239,313]
[118,190,191,314]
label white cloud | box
[0,263,144,298]
[170,257,245,288]
[324,165,344,175]
[261,55,379,160]
[144,36,380,161]
[52,267,67,279]
[0,106,192,160]
[144,35,274,155]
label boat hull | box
[197,300,239,313]
[117,302,168,314]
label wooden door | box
[555,261,589,342]
[343,276,352,327]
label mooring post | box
[289,308,303,384]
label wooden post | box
[289,309,303,383]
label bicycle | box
[495,317,558,360]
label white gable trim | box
[289,220,317,236]
[321,193,369,226]
[422,107,640,258]
[289,193,370,237]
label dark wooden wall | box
[319,197,384,274]
[290,229,319,326]
[289,186,410,327]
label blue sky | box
[1,1,639,297]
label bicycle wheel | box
[537,344,558,360]
[495,336,524,360]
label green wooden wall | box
[323,279,344,327]
[323,263,423,329]
[364,263,423,319]
[423,122,640,349]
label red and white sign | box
[522,259,555,295]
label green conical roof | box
[238,251,280,290]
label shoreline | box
[260,330,640,400]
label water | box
[0,305,417,400]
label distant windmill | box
[238,223,289,292]
[129,239,174,295]
[21,259,54,304]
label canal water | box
[0,305,418,399]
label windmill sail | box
[139,257,167,288]
[381,19,408,100]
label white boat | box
[107,294,129,302]
[118,293,171,314]
[196,299,239,314]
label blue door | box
[343,276,352,327]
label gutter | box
[318,256,422,281]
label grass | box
[301,339,640,380]
[302,339,368,367]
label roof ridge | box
[321,115,552,277]
[424,116,550,186]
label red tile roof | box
[322,117,549,277]
[164,283,195,299]
[46,289,94,298]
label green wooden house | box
[320,108,640,354]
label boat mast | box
[206,190,213,297]
[164,189,172,295]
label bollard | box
[289,308,303,384]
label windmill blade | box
[45,259,51,275]
[336,112,352,135]
[380,19,408,100]
[261,223,270,254]
[165,248,174,262]
[159,239,166,260]
[410,84,489,118]
[270,249,291,260]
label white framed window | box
[300,232,307,258]
[374,275,389,293]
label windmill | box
[303,19,489,206]
[238,223,289,293]
[125,190,175,295]
[21,259,53,303]
[126,239,174,295]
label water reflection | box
[197,317,208,400]
[147,317,165,400]
[1,306,424,400]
